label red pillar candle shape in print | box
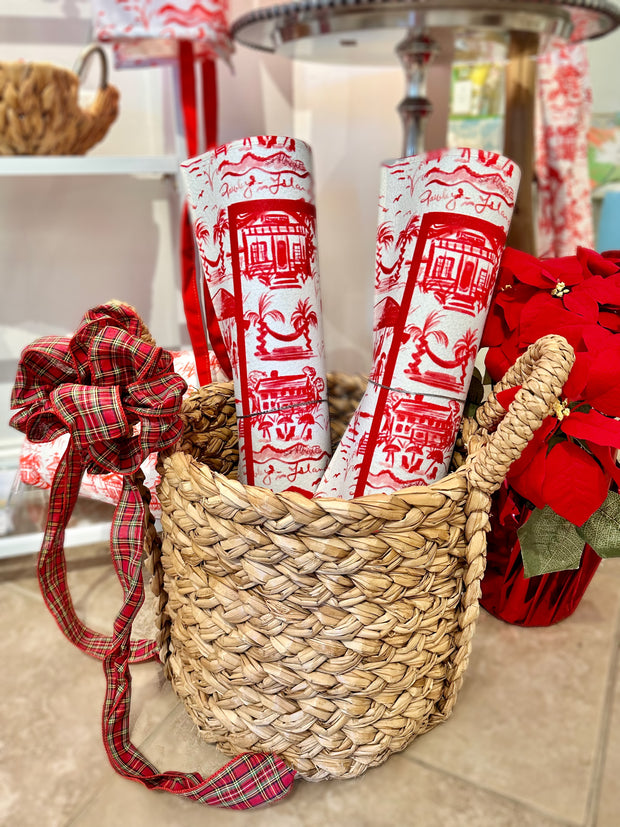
[180,136,331,495]
[316,148,521,499]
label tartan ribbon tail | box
[102,477,296,809]
[37,439,156,663]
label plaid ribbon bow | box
[10,303,295,809]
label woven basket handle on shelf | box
[465,334,575,494]
[73,43,110,93]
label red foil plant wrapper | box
[181,136,331,495]
[481,246,620,596]
[316,148,520,498]
[482,484,604,627]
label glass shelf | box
[0,476,115,561]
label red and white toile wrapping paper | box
[180,136,331,494]
[536,42,594,257]
[91,0,232,67]
[316,147,520,499]
[18,350,224,518]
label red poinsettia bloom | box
[485,247,620,526]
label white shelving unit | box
[0,13,189,561]
[0,151,180,559]
[0,155,180,177]
[0,147,184,559]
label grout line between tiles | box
[583,601,620,827]
[63,697,184,827]
[404,753,579,827]
[3,578,46,602]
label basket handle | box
[73,43,110,90]
[464,334,575,494]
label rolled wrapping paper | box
[180,136,331,494]
[316,147,521,498]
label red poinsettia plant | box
[480,245,620,576]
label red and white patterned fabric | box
[91,0,232,67]
[536,42,594,257]
[316,147,520,498]
[181,136,331,495]
[18,349,225,516]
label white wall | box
[289,51,453,375]
[588,26,620,113]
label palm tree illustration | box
[246,295,285,356]
[212,209,229,277]
[453,328,478,383]
[397,214,420,248]
[299,410,315,440]
[195,210,229,277]
[299,211,316,276]
[291,298,318,350]
[406,310,449,374]
[375,222,396,287]
[195,218,219,271]
[394,214,421,276]
[256,413,275,439]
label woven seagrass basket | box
[150,334,574,781]
[0,44,118,156]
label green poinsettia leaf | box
[577,491,620,558]
[517,506,586,578]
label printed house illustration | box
[382,394,461,469]
[249,368,315,408]
[238,209,312,288]
[417,221,502,316]
[245,368,324,442]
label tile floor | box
[1,522,620,826]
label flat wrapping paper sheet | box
[316,147,520,499]
[536,42,594,257]
[91,0,232,66]
[181,136,331,494]
[17,350,224,518]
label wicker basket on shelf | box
[0,44,119,156]
[148,334,574,782]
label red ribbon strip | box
[10,302,295,808]
[179,40,232,381]
[10,304,184,661]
